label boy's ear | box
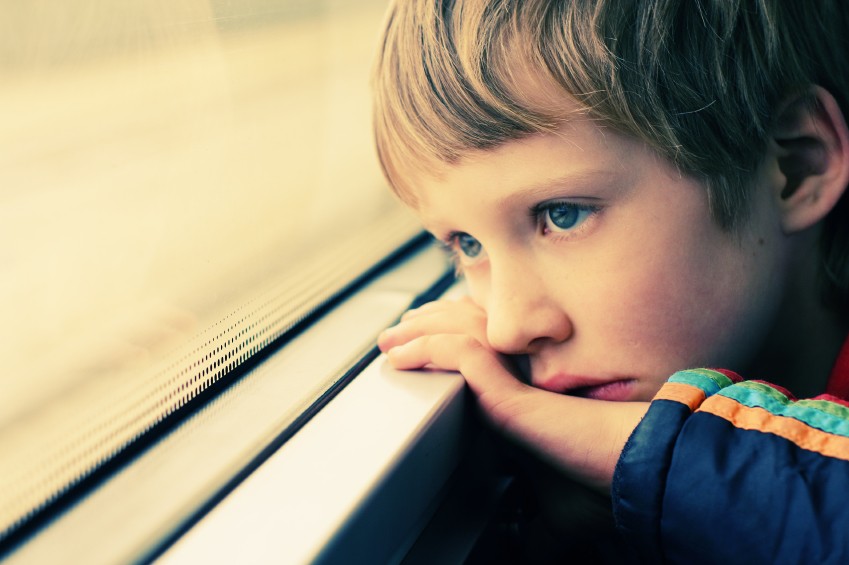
[770,86,849,233]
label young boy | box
[375,1,849,562]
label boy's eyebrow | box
[494,169,624,208]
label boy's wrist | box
[485,388,649,491]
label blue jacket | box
[613,348,849,564]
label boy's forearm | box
[481,387,649,491]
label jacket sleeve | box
[612,368,849,564]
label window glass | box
[0,0,414,543]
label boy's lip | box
[539,373,637,401]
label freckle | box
[758,238,765,246]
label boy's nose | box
[484,270,571,355]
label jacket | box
[613,339,849,564]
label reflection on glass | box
[0,0,410,541]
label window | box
[0,0,429,551]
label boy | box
[375,1,849,562]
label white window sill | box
[157,356,468,565]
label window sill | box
[158,354,468,564]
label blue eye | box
[541,203,595,233]
[456,233,482,258]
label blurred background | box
[0,0,416,541]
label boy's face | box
[407,118,788,401]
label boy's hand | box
[378,298,648,491]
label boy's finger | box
[385,333,471,370]
[378,311,488,351]
[385,334,525,399]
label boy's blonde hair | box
[372,0,849,311]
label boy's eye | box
[456,232,482,258]
[437,232,487,270]
[539,202,596,234]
